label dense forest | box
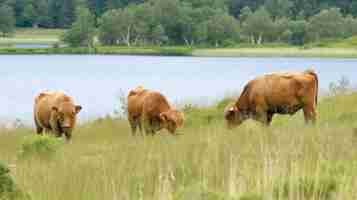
[1,0,357,46]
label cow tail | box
[304,69,318,105]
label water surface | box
[1,55,356,123]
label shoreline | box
[1,47,357,58]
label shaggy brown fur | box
[225,69,318,127]
[127,86,184,136]
[34,90,82,140]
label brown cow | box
[34,90,82,140]
[127,86,184,136]
[224,70,318,127]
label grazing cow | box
[224,70,318,127]
[34,90,82,140]
[127,86,184,136]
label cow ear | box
[160,113,168,122]
[52,106,58,112]
[75,105,82,114]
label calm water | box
[1,55,357,123]
[14,44,51,49]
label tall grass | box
[1,94,357,199]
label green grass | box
[193,47,357,58]
[0,46,193,56]
[0,28,64,46]
[310,36,357,48]
[1,93,357,199]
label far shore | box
[1,46,357,58]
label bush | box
[275,177,337,200]
[19,135,64,159]
[52,43,60,49]
[0,162,29,200]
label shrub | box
[0,161,29,200]
[52,43,60,49]
[19,135,64,159]
[275,177,337,200]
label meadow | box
[0,28,63,46]
[0,92,357,200]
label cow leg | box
[303,105,316,124]
[34,118,43,135]
[255,108,269,126]
[129,117,138,136]
[267,113,274,126]
[142,116,152,136]
[138,118,143,135]
[64,132,72,141]
[36,126,44,135]
[149,119,156,136]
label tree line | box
[1,0,357,46]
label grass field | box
[0,28,64,46]
[0,93,357,200]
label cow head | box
[224,104,244,128]
[52,102,82,140]
[160,109,184,134]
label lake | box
[14,44,52,49]
[1,55,356,124]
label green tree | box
[180,3,214,46]
[239,6,252,23]
[228,0,265,18]
[22,2,36,25]
[62,7,96,47]
[98,9,121,45]
[265,0,293,19]
[48,0,78,28]
[152,0,186,44]
[151,24,168,45]
[307,7,345,41]
[0,5,16,37]
[287,19,307,45]
[182,0,227,9]
[242,7,274,44]
[22,0,50,27]
[271,17,289,42]
[115,8,136,46]
[343,14,357,38]
[206,13,240,46]
[131,3,158,45]
[99,7,137,46]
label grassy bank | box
[1,28,357,57]
[192,47,357,58]
[1,93,357,199]
[0,28,64,46]
[2,28,357,57]
[2,46,357,58]
[0,46,193,56]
